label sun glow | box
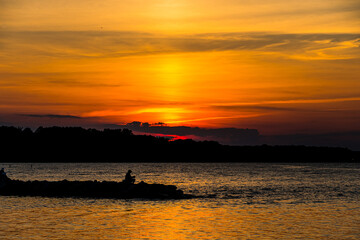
[1,0,359,134]
[153,56,187,101]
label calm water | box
[0,162,359,239]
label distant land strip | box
[0,126,358,163]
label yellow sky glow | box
[0,0,359,134]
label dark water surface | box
[0,162,359,239]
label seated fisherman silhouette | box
[0,168,9,182]
[124,170,135,184]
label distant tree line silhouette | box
[0,126,357,162]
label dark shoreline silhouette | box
[0,126,358,163]
[0,177,191,199]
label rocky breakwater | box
[0,179,193,199]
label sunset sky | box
[1,0,359,136]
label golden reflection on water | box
[1,197,359,240]
[1,163,359,239]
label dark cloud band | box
[20,114,82,119]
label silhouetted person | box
[0,168,9,183]
[124,170,135,184]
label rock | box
[0,178,193,199]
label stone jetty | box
[0,178,192,199]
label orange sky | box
[0,0,359,134]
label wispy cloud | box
[166,114,265,125]
[20,114,82,119]
[200,1,360,21]
[0,72,126,88]
[212,97,360,108]
[1,31,359,60]
[209,97,360,116]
